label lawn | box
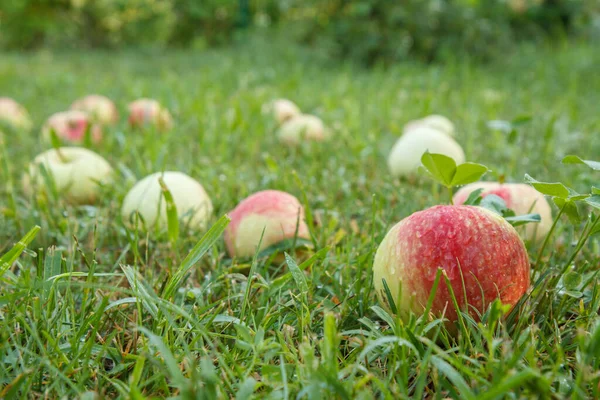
[1,37,599,398]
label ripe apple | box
[71,95,119,126]
[224,190,312,258]
[42,110,102,144]
[0,97,32,131]
[270,99,301,124]
[127,98,172,131]
[373,205,530,327]
[404,114,455,137]
[453,182,552,242]
[23,147,113,204]
[121,171,213,230]
[388,126,465,177]
[277,114,327,146]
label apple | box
[71,95,119,126]
[277,114,327,146]
[121,171,212,230]
[453,182,552,242]
[388,126,465,177]
[270,99,301,124]
[224,190,312,258]
[23,147,113,204]
[42,110,102,144]
[404,114,455,137]
[0,97,32,131]
[127,98,172,131]
[373,205,530,328]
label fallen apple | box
[42,110,102,144]
[388,126,465,177]
[277,114,327,146]
[23,147,113,204]
[127,98,172,131]
[453,182,552,242]
[121,171,213,230]
[373,205,530,328]
[224,190,312,258]
[71,94,119,126]
[271,99,301,124]
[0,97,32,131]
[404,114,455,137]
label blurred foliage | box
[0,0,597,63]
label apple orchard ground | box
[1,39,599,398]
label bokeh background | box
[2,0,599,64]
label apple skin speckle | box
[373,205,530,327]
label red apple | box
[224,190,311,258]
[42,110,102,144]
[373,205,530,327]
[453,182,552,242]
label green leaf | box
[524,174,570,199]
[0,225,40,279]
[553,198,581,223]
[421,151,456,187]
[462,188,484,206]
[562,271,582,291]
[592,187,600,195]
[285,252,309,302]
[504,213,541,227]
[430,356,475,400]
[158,176,179,246]
[161,214,230,300]
[450,163,488,186]
[562,155,600,171]
[585,195,600,210]
[480,194,508,215]
[381,278,398,315]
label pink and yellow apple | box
[270,99,301,124]
[224,190,311,258]
[453,182,552,242]
[42,110,102,144]
[127,98,172,131]
[277,114,327,146]
[71,95,119,126]
[373,205,530,327]
[23,147,113,204]
[0,97,32,131]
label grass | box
[1,36,599,398]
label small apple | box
[404,114,455,137]
[453,182,552,242]
[388,126,465,177]
[121,171,212,230]
[270,99,301,124]
[42,110,102,144]
[224,190,312,258]
[23,147,113,204]
[0,97,32,131]
[127,98,172,131]
[373,205,530,328]
[71,95,119,126]
[277,114,327,146]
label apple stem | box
[448,186,454,205]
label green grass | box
[1,37,599,398]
